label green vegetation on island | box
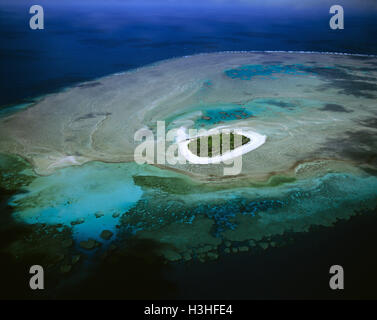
[188,132,250,157]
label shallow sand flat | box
[0,52,376,180]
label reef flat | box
[1,52,376,180]
[1,52,377,273]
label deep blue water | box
[1,0,377,107]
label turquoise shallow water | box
[9,162,145,241]
[3,152,377,250]
[224,64,311,80]
[195,106,253,126]
[0,103,33,117]
[166,97,328,130]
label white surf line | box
[176,126,266,164]
[205,50,377,58]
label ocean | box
[1,0,377,108]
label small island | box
[188,132,250,157]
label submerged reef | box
[2,154,376,264]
